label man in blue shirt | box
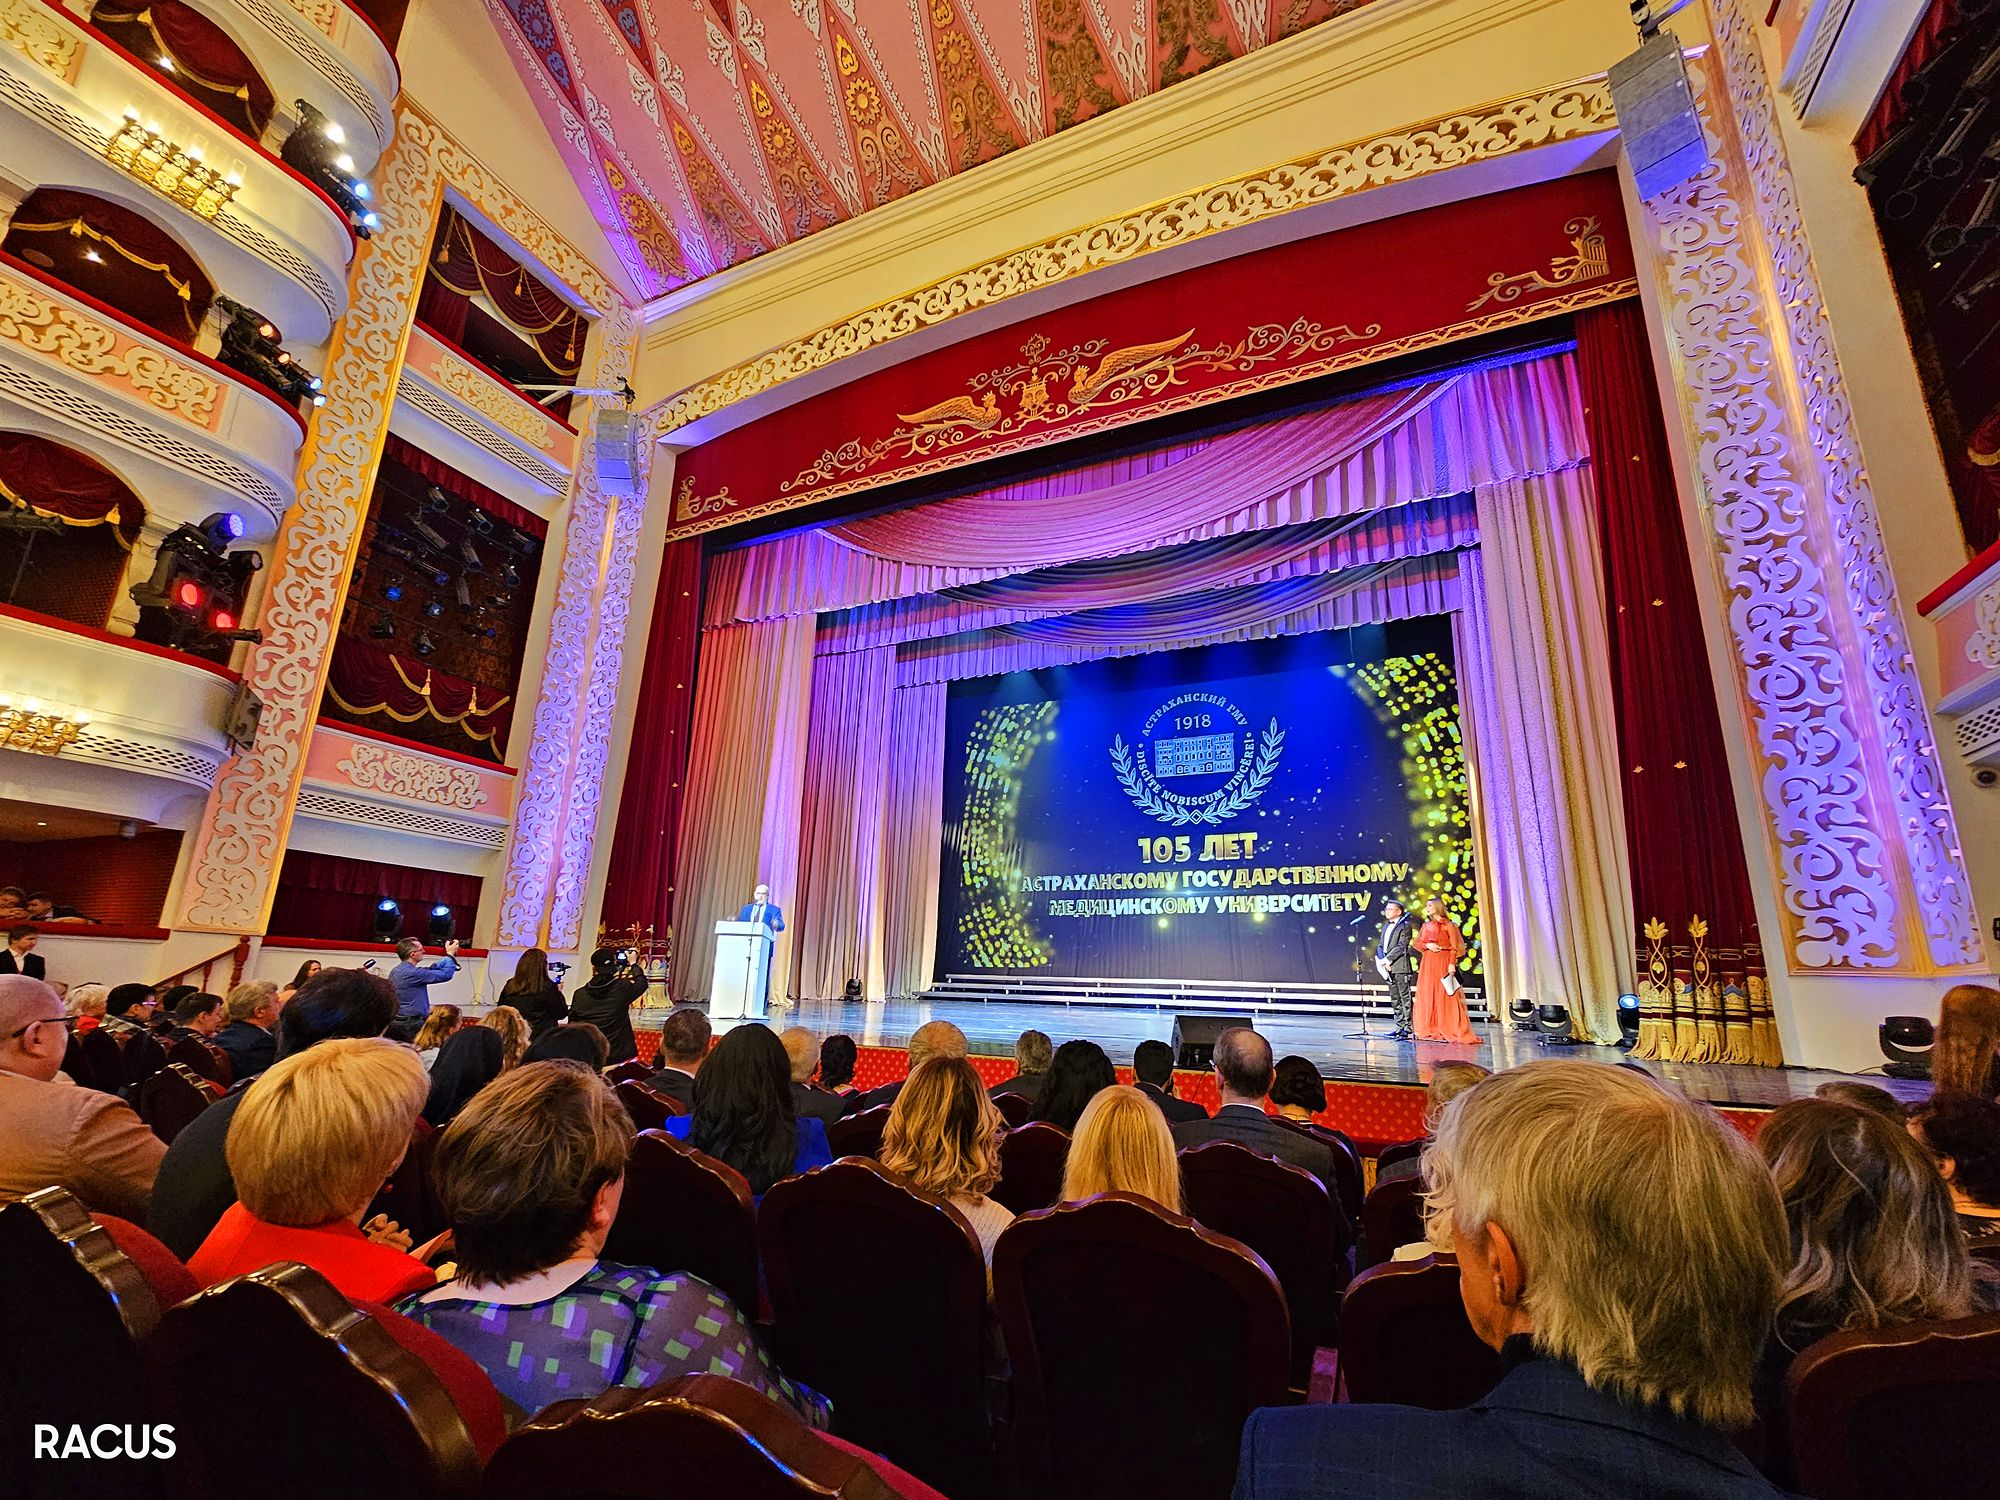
[389,935,459,1037]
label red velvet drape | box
[0,431,145,545]
[1578,301,1770,1055]
[383,434,547,539]
[94,0,276,137]
[323,636,514,760]
[600,538,704,937]
[1854,0,1955,161]
[425,207,585,377]
[2,189,213,341]
[268,849,481,944]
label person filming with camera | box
[567,947,648,1065]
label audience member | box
[189,1038,436,1302]
[989,1029,1053,1104]
[389,935,461,1038]
[483,1004,530,1070]
[0,974,163,1218]
[1234,1060,1790,1499]
[568,948,648,1064]
[0,925,44,979]
[278,959,321,1006]
[169,990,226,1041]
[411,1003,462,1070]
[0,887,22,923]
[1063,1084,1184,1213]
[1813,1079,1908,1121]
[148,967,397,1258]
[1378,1060,1492,1186]
[850,1019,967,1114]
[1031,1038,1116,1131]
[497,947,568,1040]
[1132,1038,1207,1123]
[1172,1029,1348,1233]
[64,982,108,1032]
[663,1023,831,1195]
[213,982,282,1081]
[397,1061,829,1426]
[25,892,87,923]
[421,1026,505,1129]
[780,1025,846,1130]
[155,985,199,1021]
[99,983,158,1036]
[524,1022,609,1069]
[819,1033,858,1096]
[645,1005,712,1108]
[1930,984,2000,1101]
[1269,1055,1329,1126]
[879,1056,1013,1265]
[1910,1094,2000,1248]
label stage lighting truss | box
[213,298,324,409]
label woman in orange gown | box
[1411,897,1477,1045]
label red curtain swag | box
[268,849,480,945]
[325,637,514,756]
[0,431,145,547]
[93,1,276,137]
[3,188,214,341]
[426,206,585,378]
[1853,0,1956,162]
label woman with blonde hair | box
[879,1056,1013,1265]
[1061,1084,1183,1213]
[410,1003,460,1070]
[482,1004,530,1070]
[1931,984,2000,1100]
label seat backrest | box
[93,1215,200,1309]
[826,1103,892,1159]
[1339,1254,1500,1408]
[119,1031,168,1096]
[1787,1312,2000,1500]
[1180,1141,1342,1388]
[166,1034,230,1088]
[603,1129,760,1311]
[76,1027,124,1094]
[1358,1173,1426,1270]
[993,1091,1032,1128]
[482,1374,899,1499]
[137,1063,217,1144]
[993,1193,1289,1500]
[151,1262,486,1500]
[1373,1135,1427,1176]
[1271,1118,1363,1220]
[0,1189,167,1500]
[993,1122,1070,1214]
[758,1159,991,1499]
[603,1057,652,1086]
[370,1117,448,1245]
[613,1078,681,1132]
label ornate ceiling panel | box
[484,0,1382,298]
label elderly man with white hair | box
[0,974,164,1219]
[1232,1059,1792,1500]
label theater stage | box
[634,996,1924,1114]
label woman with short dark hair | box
[522,1022,609,1069]
[1911,1093,2000,1248]
[1031,1039,1116,1132]
[661,1023,831,1195]
[1269,1056,1327,1120]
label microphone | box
[1347,909,1374,926]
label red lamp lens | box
[210,610,237,631]
[173,580,204,609]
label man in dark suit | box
[1374,898,1418,1040]
[1133,1038,1207,1123]
[211,982,279,1082]
[781,1024,847,1130]
[847,1018,966,1115]
[1231,1061,1791,1500]
[0,926,44,980]
[988,1028,1052,1104]
[645,1005,711,1111]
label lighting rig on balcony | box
[107,111,242,220]
[213,297,325,409]
[0,697,88,756]
[130,510,263,654]
[279,101,380,237]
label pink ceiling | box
[484,0,1381,300]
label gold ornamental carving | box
[431,349,556,448]
[0,0,81,81]
[274,0,341,36]
[648,78,1620,439]
[1467,216,1610,311]
[0,273,219,425]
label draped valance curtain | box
[323,636,514,753]
[3,187,214,341]
[94,1,276,137]
[382,433,548,540]
[0,431,145,547]
[423,206,586,378]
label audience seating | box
[137,1062,219,1144]
[993,1193,1289,1500]
[1785,1311,2000,1500]
[759,1160,993,1500]
[1180,1140,1345,1390]
[166,1034,230,1088]
[992,1122,1069,1215]
[0,1188,173,1500]
[602,1129,761,1313]
[151,1262,501,1499]
[1373,1136,1426,1178]
[613,1078,682,1132]
[827,1103,892,1159]
[119,1031,168,1097]
[993,1091,1033,1128]
[1272,1118,1364,1221]
[76,1026,123,1094]
[58,1035,100,1091]
[1357,1173,1426,1270]
[371,1118,449,1245]
[603,1058,652,1086]
[1338,1254,1500,1408]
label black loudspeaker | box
[1171,1014,1253,1070]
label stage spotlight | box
[411,515,451,551]
[382,581,402,602]
[459,537,484,572]
[426,903,455,942]
[508,528,539,556]
[1536,1003,1578,1042]
[414,631,436,659]
[369,615,396,640]
[468,511,493,536]
[455,575,474,611]
[423,598,444,619]
[1508,998,1536,1031]
[1616,992,1641,1048]
[371,898,401,942]
[503,562,521,590]
[426,485,450,512]
[197,511,245,548]
[1879,1016,1935,1080]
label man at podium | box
[738,883,785,937]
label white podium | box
[711,919,772,1021]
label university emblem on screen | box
[1110,692,1284,826]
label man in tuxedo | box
[781,1025,847,1130]
[645,1006,711,1111]
[1171,1027,1350,1245]
[1133,1038,1207,1123]
[1374,899,1418,1040]
[0,926,44,980]
[847,1019,966,1115]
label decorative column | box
[1634,0,1982,974]
[175,107,445,932]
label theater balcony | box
[1919,543,2000,774]
[1,1,355,344]
[394,321,576,501]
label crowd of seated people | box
[7,967,2000,1499]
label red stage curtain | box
[268,849,481,944]
[323,637,513,761]
[2,189,213,341]
[383,433,548,539]
[601,538,703,938]
[1577,301,1774,1063]
[1854,0,1956,161]
[0,431,145,546]
[94,0,276,137]
[425,207,585,377]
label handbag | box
[1441,974,1461,997]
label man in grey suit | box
[1171,1027,1351,1245]
[1374,899,1418,1040]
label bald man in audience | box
[847,1019,967,1115]
[0,974,164,1219]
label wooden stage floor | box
[638,996,1922,1112]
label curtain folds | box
[427,207,586,377]
[323,637,513,756]
[383,433,549,540]
[95,1,275,135]
[881,683,948,998]
[794,647,896,999]
[0,430,145,546]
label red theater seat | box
[603,1129,761,1313]
[1339,1254,1499,1409]
[993,1122,1069,1215]
[1358,1173,1426,1270]
[827,1103,892,1159]
[613,1078,682,1131]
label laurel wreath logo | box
[1111,720,1285,826]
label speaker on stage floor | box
[1171,1014,1253,1070]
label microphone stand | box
[1343,931,1383,1043]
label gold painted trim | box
[646,75,1619,442]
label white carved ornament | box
[0,273,219,424]
[335,741,489,811]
